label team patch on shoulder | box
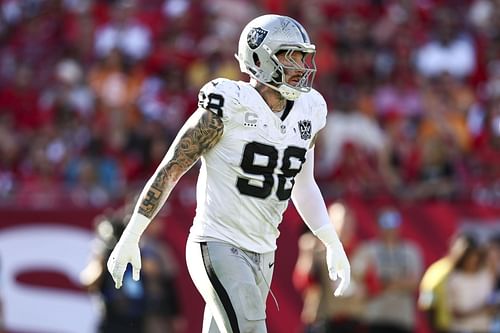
[297,120,312,140]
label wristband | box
[121,213,150,242]
[313,224,341,248]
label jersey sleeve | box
[197,78,241,123]
[306,89,328,145]
[313,92,328,131]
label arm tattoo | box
[138,110,224,218]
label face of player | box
[276,50,308,87]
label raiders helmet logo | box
[247,27,268,50]
[297,120,312,140]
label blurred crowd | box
[0,0,500,208]
[293,201,500,333]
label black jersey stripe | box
[281,100,294,121]
[200,242,240,333]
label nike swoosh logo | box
[268,262,274,269]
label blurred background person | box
[94,0,152,62]
[80,201,183,333]
[80,207,145,333]
[293,201,366,333]
[316,85,387,198]
[446,234,496,333]
[418,231,476,333]
[352,208,423,333]
[486,232,500,333]
[415,6,476,80]
[140,211,184,333]
[0,257,4,333]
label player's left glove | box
[314,224,351,296]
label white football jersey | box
[189,78,327,253]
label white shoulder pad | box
[198,78,241,121]
[305,88,328,133]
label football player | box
[107,14,350,333]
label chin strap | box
[261,80,301,101]
[278,84,301,100]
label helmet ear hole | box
[252,52,260,67]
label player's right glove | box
[107,234,141,289]
[106,214,149,288]
[314,224,351,296]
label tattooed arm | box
[137,108,223,219]
[107,108,223,288]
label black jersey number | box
[237,142,307,200]
[198,92,224,117]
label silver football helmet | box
[235,14,317,100]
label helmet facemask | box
[269,47,317,100]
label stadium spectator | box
[81,209,146,333]
[373,71,423,119]
[81,203,182,333]
[94,0,152,62]
[418,232,476,333]
[293,201,366,333]
[316,84,387,196]
[107,14,351,333]
[407,73,475,200]
[42,58,96,120]
[415,6,476,79]
[487,232,500,333]
[0,256,4,333]
[138,65,196,135]
[469,79,500,205]
[418,72,474,154]
[61,2,98,66]
[488,232,500,291]
[207,0,259,51]
[377,112,421,198]
[14,126,69,208]
[140,211,184,333]
[352,208,423,333]
[88,48,145,132]
[0,63,46,131]
[410,136,460,200]
[446,235,496,333]
[0,114,19,202]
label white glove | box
[106,214,149,288]
[107,236,141,289]
[314,224,351,296]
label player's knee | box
[236,283,267,333]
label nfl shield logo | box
[298,120,312,140]
[247,27,268,50]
